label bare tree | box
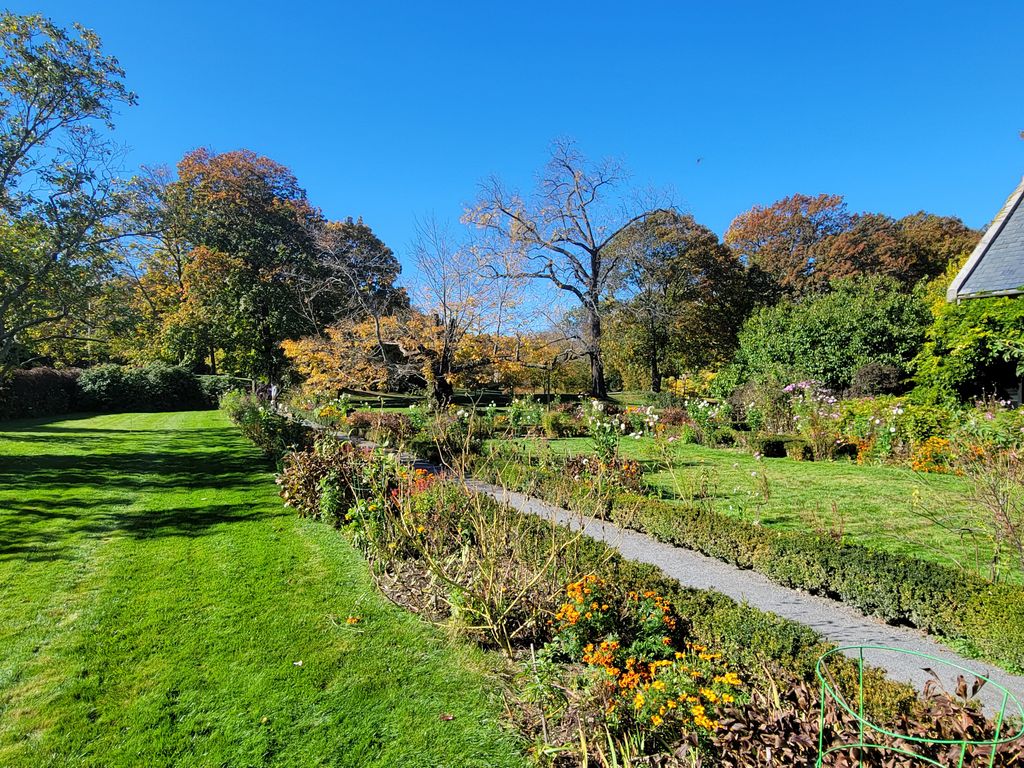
[464,138,672,398]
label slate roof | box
[948,177,1024,301]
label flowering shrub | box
[546,575,742,745]
[221,390,312,460]
[508,395,544,434]
[584,401,660,460]
[910,436,955,473]
[585,399,621,460]
[311,394,352,425]
[684,398,731,445]
[785,381,843,460]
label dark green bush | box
[77,364,211,412]
[139,363,204,410]
[78,364,148,410]
[0,367,81,419]
[746,433,789,458]
[197,375,247,407]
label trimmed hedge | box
[0,367,81,419]
[479,461,1024,674]
[0,364,247,421]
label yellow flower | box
[651,714,663,726]
[346,616,361,625]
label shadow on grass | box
[0,420,283,562]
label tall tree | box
[0,12,136,367]
[725,193,850,296]
[606,211,750,391]
[813,211,979,287]
[153,149,321,378]
[295,216,408,332]
[464,139,670,398]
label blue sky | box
[20,0,1024,280]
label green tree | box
[731,276,930,391]
[605,211,751,391]
[0,12,136,367]
[134,150,407,380]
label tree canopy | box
[0,12,136,368]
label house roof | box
[948,177,1024,301]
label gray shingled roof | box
[948,177,1024,301]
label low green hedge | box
[478,461,1024,674]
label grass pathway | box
[0,411,524,768]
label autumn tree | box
[813,212,979,287]
[605,211,751,391]
[464,139,671,398]
[724,193,849,297]
[726,194,980,297]
[284,219,541,405]
[0,12,136,368]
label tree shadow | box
[0,420,282,563]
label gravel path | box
[468,479,1024,717]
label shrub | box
[746,434,788,458]
[784,438,812,461]
[221,390,312,460]
[78,364,148,410]
[139,363,204,410]
[406,409,482,466]
[710,427,738,447]
[541,409,586,438]
[0,367,80,419]
[847,361,905,397]
[658,406,690,426]
[77,364,210,412]
[197,375,246,407]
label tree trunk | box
[588,307,607,399]
[429,372,453,408]
[650,345,661,393]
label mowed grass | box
[0,411,525,768]
[510,436,1011,580]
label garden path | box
[310,422,1024,716]
[468,479,1024,716]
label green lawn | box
[0,411,525,768]
[509,436,1012,581]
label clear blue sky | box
[21,0,1024,278]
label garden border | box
[294,418,1024,713]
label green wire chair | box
[816,646,1024,767]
